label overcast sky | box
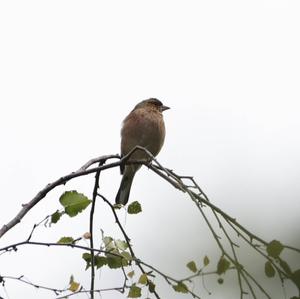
[0,1,300,299]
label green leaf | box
[217,257,230,275]
[291,269,300,290]
[57,237,74,244]
[138,274,148,285]
[128,284,142,298]
[127,201,142,214]
[186,261,197,273]
[115,239,129,251]
[51,210,62,224]
[173,282,188,293]
[106,250,128,269]
[103,236,115,250]
[279,259,292,275]
[266,240,284,258]
[107,256,123,269]
[59,191,91,217]
[82,253,107,270]
[95,256,107,269]
[265,261,275,278]
[82,253,91,270]
[121,251,132,262]
[148,280,156,293]
[82,252,91,261]
[203,255,210,266]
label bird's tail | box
[115,172,135,205]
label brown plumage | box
[115,98,170,205]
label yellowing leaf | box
[186,261,197,273]
[173,282,188,293]
[127,270,135,278]
[68,275,80,292]
[138,274,148,285]
[203,255,210,266]
[69,281,80,292]
[217,256,230,275]
[128,284,141,298]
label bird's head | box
[134,98,170,113]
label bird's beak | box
[161,105,170,112]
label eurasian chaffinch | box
[115,98,170,205]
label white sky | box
[0,1,300,299]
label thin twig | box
[99,193,162,299]
[0,155,120,238]
[1,148,299,299]
[89,161,104,298]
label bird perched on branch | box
[115,98,170,205]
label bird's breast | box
[121,110,166,158]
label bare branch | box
[0,155,120,238]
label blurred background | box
[0,1,299,298]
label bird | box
[115,98,170,205]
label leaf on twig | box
[186,261,197,273]
[279,259,292,275]
[127,201,142,214]
[82,252,91,270]
[266,240,284,258]
[291,269,300,290]
[51,210,62,224]
[95,256,107,269]
[106,250,129,269]
[265,261,275,278]
[127,270,135,278]
[217,256,230,275]
[103,236,114,250]
[120,251,132,261]
[115,239,129,251]
[173,282,189,293]
[59,191,91,217]
[128,284,142,298]
[82,253,107,270]
[138,273,148,285]
[203,255,210,266]
[57,237,74,244]
[68,275,80,292]
[148,280,156,293]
